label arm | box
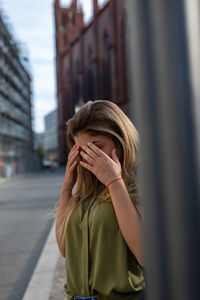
[55,144,80,257]
[55,183,71,257]
[79,142,145,267]
[108,179,145,267]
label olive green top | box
[64,190,145,300]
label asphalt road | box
[0,166,65,300]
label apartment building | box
[0,9,33,177]
[44,109,58,161]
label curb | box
[22,220,59,300]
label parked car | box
[42,159,52,169]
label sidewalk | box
[49,252,66,300]
[22,219,67,300]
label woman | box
[55,100,146,300]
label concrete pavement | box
[49,238,66,300]
[23,220,67,300]
[0,168,67,300]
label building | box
[44,109,58,161]
[33,132,44,150]
[0,9,33,177]
[54,0,128,165]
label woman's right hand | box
[63,144,80,194]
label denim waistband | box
[73,297,96,300]
[73,295,144,300]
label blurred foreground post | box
[126,0,200,299]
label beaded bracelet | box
[106,177,123,189]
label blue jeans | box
[73,296,144,300]
[73,297,96,300]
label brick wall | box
[54,0,129,165]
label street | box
[0,167,65,300]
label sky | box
[0,0,107,134]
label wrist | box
[106,177,123,189]
[61,183,72,196]
[107,178,125,193]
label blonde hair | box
[53,100,142,253]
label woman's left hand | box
[79,142,122,186]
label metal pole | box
[126,0,200,299]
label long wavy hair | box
[54,100,142,254]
